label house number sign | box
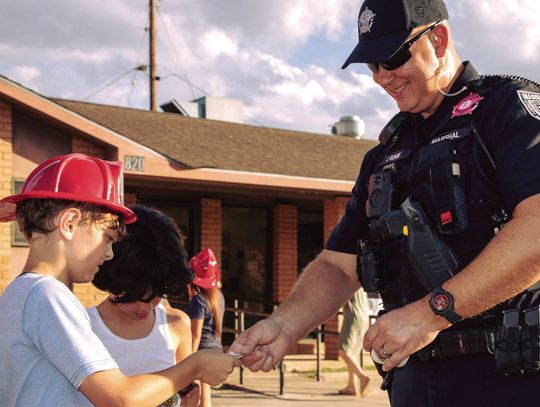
[124,155,145,172]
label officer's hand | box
[363,297,450,371]
[229,316,295,372]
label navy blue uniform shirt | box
[326,62,540,311]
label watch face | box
[432,293,451,312]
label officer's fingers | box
[243,349,272,372]
[260,350,276,372]
[370,337,389,355]
[381,352,409,372]
[230,328,264,355]
[240,349,263,368]
[363,325,378,350]
[248,346,275,373]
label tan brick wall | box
[200,199,222,266]
[0,103,13,293]
[72,136,106,159]
[272,204,298,304]
[322,197,350,360]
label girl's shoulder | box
[163,302,191,336]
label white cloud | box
[0,0,538,140]
[199,29,239,59]
[10,66,41,90]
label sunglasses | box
[367,22,439,73]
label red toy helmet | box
[0,153,136,223]
[188,248,221,289]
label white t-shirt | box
[0,273,118,406]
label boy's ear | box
[58,208,83,240]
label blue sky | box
[1,0,539,139]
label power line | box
[156,5,196,99]
[128,20,150,105]
[159,68,208,96]
[244,115,266,127]
[83,67,137,101]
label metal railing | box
[173,297,371,396]
[227,300,343,396]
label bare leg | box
[199,382,212,407]
[339,349,371,397]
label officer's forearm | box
[270,249,360,343]
[444,193,540,318]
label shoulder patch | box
[517,90,540,121]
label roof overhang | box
[0,76,354,195]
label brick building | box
[0,75,376,359]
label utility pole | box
[149,0,157,111]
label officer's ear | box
[430,24,448,57]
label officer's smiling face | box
[372,27,444,118]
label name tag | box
[382,149,412,165]
[430,127,471,144]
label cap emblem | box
[451,93,484,118]
[415,7,426,18]
[359,7,376,34]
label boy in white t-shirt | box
[0,154,239,407]
[89,204,199,407]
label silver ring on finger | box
[379,345,393,359]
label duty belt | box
[415,328,492,361]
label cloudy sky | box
[1,0,539,139]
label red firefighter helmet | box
[188,248,221,289]
[0,153,136,223]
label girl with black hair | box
[89,205,204,407]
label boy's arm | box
[80,350,239,407]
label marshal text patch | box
[430,127,471,144]
[517,90,540,121]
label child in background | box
[0,154,239,407]
[89,204,199,407]
[187,248,226,407]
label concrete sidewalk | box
[213,354,390,406]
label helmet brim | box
[0,191,137,223]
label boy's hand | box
[191,349,240,386]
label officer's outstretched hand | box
[229,316,295,372]
[363,297,451,371]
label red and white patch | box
[451,93,484,118]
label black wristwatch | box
[429,287,463,324]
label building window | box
[11,179,28,247]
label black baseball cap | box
[342,0,449,69]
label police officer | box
[229,0,540,405]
